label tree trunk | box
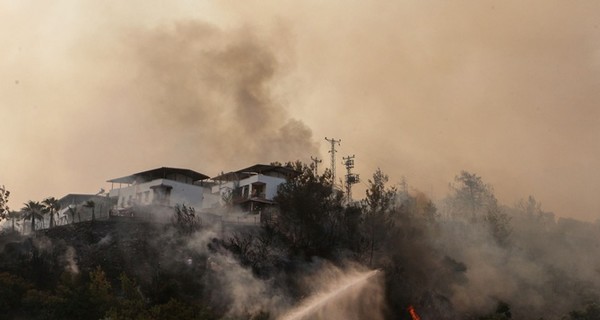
[369,237,374,267]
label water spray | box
[279,269,381,320]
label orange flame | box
[408,305,421,320]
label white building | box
[211,164,299,214]
[57,193,115,224]
[107,167,219,215]
[104,165,298,225]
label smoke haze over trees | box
[2,1,600,318]
[2,164,600,319]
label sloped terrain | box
[0,219,219,320]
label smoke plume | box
[123,21,317,165]
[1,5,318,206]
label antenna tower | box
[343,155,360,204]
[324,137,341,188]
[311,156,322,175]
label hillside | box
[3,167,600,320]
[0,219,226,320]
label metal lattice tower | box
[324,137,341,187]
[311,156,322,175]
[343,155,360,203]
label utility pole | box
[342,155,360,204]
[324,137,341,188]
[310,156,322,175]
[400,176,408,194]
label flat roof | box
[107,167,210,184]
[212,164,300,181]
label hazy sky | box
[2,1,600,220]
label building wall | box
[211,174,287,202]
[165,173,195,184]
[260,175,286,200]
[201,192,221,209]
[110,179,210,210]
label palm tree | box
[67,204,78,224]
[0,185,9,219]
[42,197,61,229]
[22,201,44,233]
[7,210,21,233]
[84,200,96,222]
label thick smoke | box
[1,9,318,205]
[185,223,289,318]
[184,220,386,319]
[4,1,600,220]
[123,21,318,167]
[4,2,600,318]
[378,183,600,319]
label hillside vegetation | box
[1,163,600,319]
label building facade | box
[107,167,220,215]
[211,164,299,215]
